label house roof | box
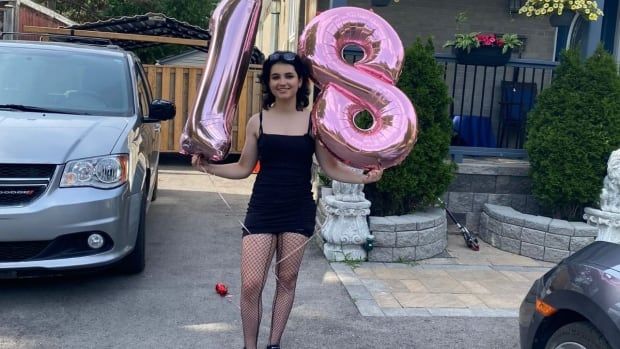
[66,13,211,52]
[21,0,77,26]
[65,12,264,63]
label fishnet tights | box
[240,233,308,349]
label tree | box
[525,46,620,220]
[363,38,455,216]
[36,0,217,25]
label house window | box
[288,0,299,51]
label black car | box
[519,241,620,349]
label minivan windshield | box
[0,46,134,117]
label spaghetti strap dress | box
[242,111,317,238]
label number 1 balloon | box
[298,7,418,170]
[180,0,262,161]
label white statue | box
[584,149,620,243]
[600,149,620,213]
[318,180,372,261]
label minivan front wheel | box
[545,321,611,349]
[116,190,147,274]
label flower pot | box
[549,10,576,27]
[454,46,512,67]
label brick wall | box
[346,0,556,60]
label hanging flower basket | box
[454,46,512,66]
[549,10,576,27]
[518,0,603,22]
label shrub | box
[525,46,620,220]
[364,38,455,216]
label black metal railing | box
[434,53,558,161]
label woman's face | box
[269,62,302,101]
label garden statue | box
[599,149,620,213]
[319,179,372,261]
[584,149,620,243]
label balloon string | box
[225,295,241,310]
[200,167,320,294]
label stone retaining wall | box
[368,208,447,262]
[479,204,598,263]
[445,159,540,233]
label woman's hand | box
[363,168,383,184]
[191,154,209,173]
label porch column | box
[585,0,606,56]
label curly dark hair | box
[260,51,311,111]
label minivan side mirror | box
[148,99,176,121]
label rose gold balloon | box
[298,7,417,170]
[181,0,262,161]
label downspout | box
[1,0,17,40]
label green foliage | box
[525,46,620,220]
[318,172,332,187]
[363,38,455,216]
[443,32,481,52]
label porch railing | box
[434,53,558,162]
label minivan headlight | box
[61,155,128,189]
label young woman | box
[192,51,383,349]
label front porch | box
[435,53,558,163]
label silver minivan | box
[0,40,175,276]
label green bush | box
[364,38,455,216]
[525,46,620,220]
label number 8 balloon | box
[181,0,262,161]
[299,7,418,170]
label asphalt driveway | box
[0,163,521,349]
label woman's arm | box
[314,141,383,184]
[191,114,260,179]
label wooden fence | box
[144,64,263,153]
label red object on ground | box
[215,283,228,296]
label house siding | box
[345,0,557,60]
[19,6,67,32]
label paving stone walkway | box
[330,233,556,317]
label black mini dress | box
[242,111,317,238]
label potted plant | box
[444,32,523,66]
[519,0,604,26]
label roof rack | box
[23,25,208,48]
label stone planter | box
[368,208,447,262]
[479,204,597,263]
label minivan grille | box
[0,164,56,178]
[0,164,56,206]
[0,241,51,262]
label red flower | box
[476,33,498,47]
[496,38,505,47]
